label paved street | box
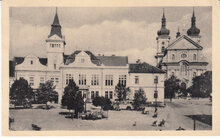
[9,98,211,131]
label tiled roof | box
[39,58,47,66]
[14,57,24,65]
[96,56,128,66]
[129,62,165,73]
[48,12,62,38]
[65,51,128,66]
[65,50,102,66]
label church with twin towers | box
[9,8,208,103]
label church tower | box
[187,8,201,43]
[155,9,170,68]
[46,8,66,70]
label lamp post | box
[154,76,158,113]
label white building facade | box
[10,10,165,103]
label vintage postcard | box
[1,0,220,136]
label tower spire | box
[157,8,170,36]
[48,8,62,38]
[176,26,181,38]
[187,8,200,36]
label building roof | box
[167,35,203,50]
[39,58,47,66]
[64,50,102,66]
[65,50,128,66]
[162,61,208,66]
[96,55,128,66]
[129,62,165,73]
[48,10,62,38]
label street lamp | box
[154,76,158,113]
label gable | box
[15,54,47,71]
[66,51,99,67]
[167,35,203,50]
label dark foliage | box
[61,80,84,117]
[132,88,147,110]
[10,78,34,108]
[115,82,130,102]
[187,71,212,98]
[164,75,181,101]
[92,96,112,111]
[37,81,58,108]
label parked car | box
[119,101,134,110]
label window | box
[54,64,56,69]
[81,59,85,63]
[95,91,99,97]
[30,60,33,65]
[83,92,87,98]
[91,91,95,99]
[172,72,175,76]
[109,91,113,99]
[162,41,165,45]
[105,75,113,86]
[172,54,175,60]
[161,46,165,52]
[51,78,54,84]
[193,54,197,61]
[119,75,126,85]
[91,74,99,85]
[105,91,108,99]
[55,78,59,84]
[29,77,34,86]
[181,62,188,76]
[79,74,86,85]
[181,53,187,59]
[40,77,44,84]
[135,76,139,84]
[66,74,74,85]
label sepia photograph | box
[8,6,212,131]
[2,0,220,136]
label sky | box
[9,7,212,69]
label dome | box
[187,26,200,36]
[157,27,170,36]
[187,9,200,36]
[157,9,170,37]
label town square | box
[8,6,212,131]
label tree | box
[10,78,34,108]
[61,80,84,118]
[132,88,147,110]
[164,75,181,102]
[37,81,57,109]
[115,82,130,102]
[92,96,112,111]
[188,71,212,98]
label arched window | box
[193,54,197,61]
[181,62,188,76]
[172,54,175,60]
